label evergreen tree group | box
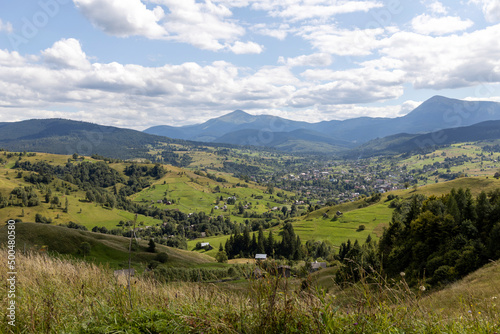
[224,222,303,260]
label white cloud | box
[0,19,13,33]
[399,100,423,116]
[42,38,91,69]
[229,41,263,54]
[74,0,255,53]
[377,24,500,89]
[158,0,245,51]
[295,66,405,105]
[73,0,167,38]
[464,93,500,102]
[0,40,299,128]
[298,25,385,56]
[252,23,289,40]
[278,53,332,67]
[0,50,26,66]
[411,14,474,35]
[422,0,448,14]
[250,0,383,22]
[470,0,500,22]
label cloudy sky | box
[1,0,500,129]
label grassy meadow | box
[1,248,499,333]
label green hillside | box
[0,222,214,270]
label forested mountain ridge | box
[352,120,500,156]
[144,96,500,146]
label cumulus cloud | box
[73,0,167,38]
[252,23,290,40]
[298,25,385,56]
[158,0,246,51]
[0,19,13,33]
[411,14,474,35]
[295,66,405,105]
[74,0,260,53]
[229,41,263,54]
[0,40,297,128]
[42,38,91,69]
[377,24,500,89]
[470,0,500,22]
[278,53,332,67]
[422,0,448,14]
[250,0,383,22]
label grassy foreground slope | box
[0,248,498,333]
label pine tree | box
[251,233,258,255]
[266,230,275,257]
[147,239,156,253]
[242,227,251,256]
[257,227,265,254]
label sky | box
[1,0,500,130]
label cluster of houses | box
[152,199,172,205]
[275,163,411,203]
[253,254,327,278]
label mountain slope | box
[145,110,320,142]
[214,128,354,153]
[0,222,214,268]
[354,120,500,156]
[145,96,500,146]
[0,118,182,160]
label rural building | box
[113,268,135,277]
[310,261,327,272]
[277,265,291,278]
[200,242,212,250]
[255,254,267,261]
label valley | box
[2,98,500,333]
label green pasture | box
[0,222,215,269]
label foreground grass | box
[1,249,499,333]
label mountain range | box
[0,119,180,160]
[1,96,500,158]
[144,96,500,152]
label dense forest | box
[336,188,500,286]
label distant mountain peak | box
[216,109,254,123]
[229,109,249,116]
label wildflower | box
[478,312,481,315]
[400,272,405,277]
[419,285,426,292]
[468,310,472,314]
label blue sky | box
[0,0,500,129]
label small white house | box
[255,254,267,260]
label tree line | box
[336,188,500,286]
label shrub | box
[155,252,168,263]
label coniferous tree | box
[147,239,156,253]
[266,230,275,257]
[257,227,266,254]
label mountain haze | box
[353,120,500,156]
[145,96,500,146]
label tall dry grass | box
[1,249,499,333]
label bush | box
[155,252,168,263]
[215,251,228,263]
[148,261,160,270]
